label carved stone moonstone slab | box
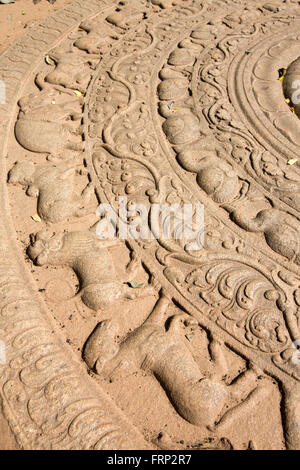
[1,0,300,450]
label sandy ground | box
[0,0,74,55]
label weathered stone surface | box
[0,0,300,450]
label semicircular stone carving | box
[1,0,300,450]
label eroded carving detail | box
[1,0,300,450]
[84,291,274,432]
[28,228,157,311]
[8,160,94,223]
[15,82,84,157]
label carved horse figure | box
[27,228,157,311]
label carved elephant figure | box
[15,89,83,156]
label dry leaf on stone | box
[31,214,42,223]
[128,281,145,288]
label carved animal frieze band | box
[2,0,300,450]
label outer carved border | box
[0,0,150,450]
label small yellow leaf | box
[278,68,287,81]
[31,214,42,223]
[73,90,82,97]
[285,98,290,104]
[288,158,298,165]
[185,333,194,342]
[128,281,145,289]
